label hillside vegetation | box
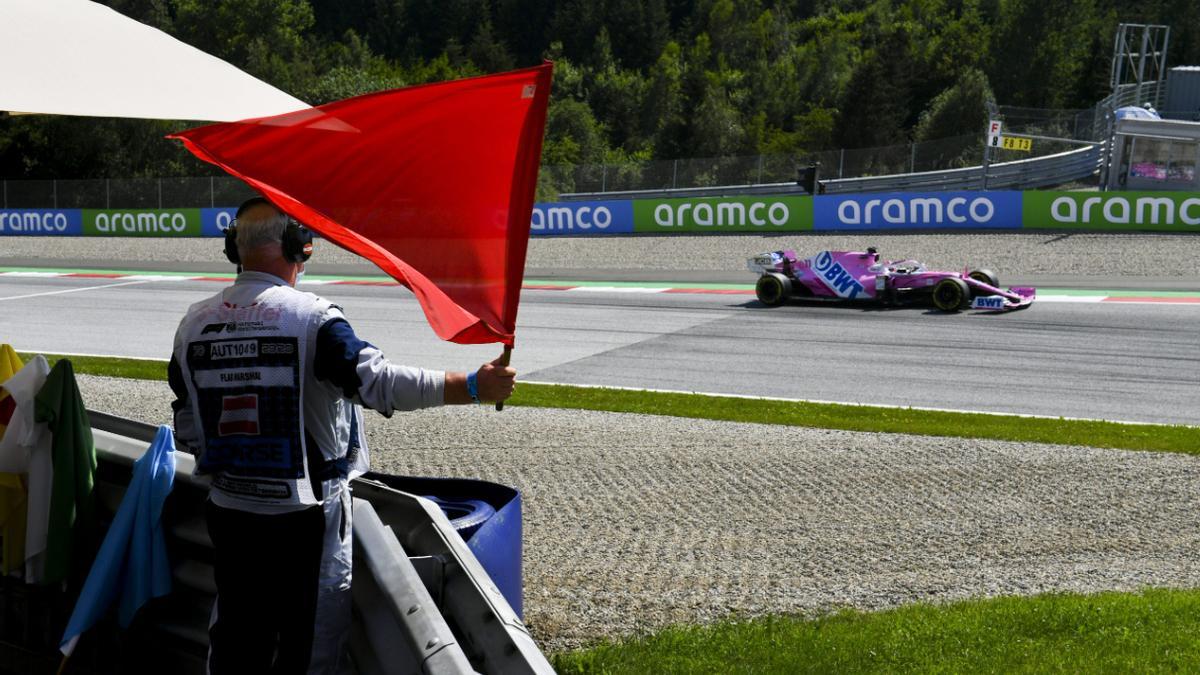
[1,0,1196,179]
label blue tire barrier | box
[363,473,524,618]
[421,496,496,541]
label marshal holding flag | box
[169,63,553,347]
[161,67,546,672]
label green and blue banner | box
[1023,191,1200,231]
[632,196,812,233]
[4,191,1200,236]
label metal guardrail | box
[86,412,553,674]
[823,143,1104,194]
[559,143,1103,201]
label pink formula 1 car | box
[748,248,1035,312]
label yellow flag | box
[0,345,27,575]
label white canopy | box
[0,0,309,121]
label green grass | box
[552,589,1200,674]
[27,351,1200,671]
[24,351,1199,456]
[508,383,1199,456]
[20,352,170,382]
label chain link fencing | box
[2,111,1110,208]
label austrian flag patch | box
[218,393,260,436]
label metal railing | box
[560,143,1103,200]
[0,107,1111,208]
[0,176,258,209]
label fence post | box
[838,149,845,179]
[2,180,5,209]
[981,142,992,191]
[671,160,678,189]
[53,180,57,209]
[105,179,110,208]
[601,164,607,192]
[756,155,763,184]
[210,176,215,208]
[910,144,916,173]
[157,179,162,209]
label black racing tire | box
[425,496,496,539]
[967,268,999,289]
[755,273,791,307]
[932,277,970,312]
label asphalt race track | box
[2,275,1196,425]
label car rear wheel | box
[755,273,791,307]
[968,268,999,288]
[932,277,970,312]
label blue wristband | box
[466,371,480,403]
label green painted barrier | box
[82,209,202,237]
[1024,192,1200,232]
[632,196,813,233]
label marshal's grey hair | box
[235,206,289,254]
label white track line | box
[8,348,1185,427]
[521,380,1190,427]
[0,278,152,302]
[1037,295,1106,303]
[564,286,669,294]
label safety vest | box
[175,280,336,508]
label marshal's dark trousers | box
[205,500,326,675]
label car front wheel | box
[932,277,970,312]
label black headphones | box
[224,197,314,265]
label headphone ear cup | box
[282,221,314,263]
[223,224,241,265]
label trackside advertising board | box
[0,209,83,235]
[530,200,632,235]
[83,209,202,236]
[815,191,1022,230]
[4,192,1200,235]
[634,196,813,233]
[1024,192,1200,231]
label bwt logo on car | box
[837,196,995,226]
[0,211,72,233]
[94,211,190,234]
[653,200,790,227]
[813,251,864,299]
[1050,196,1200,226]
[973,296,1006,310]
[530,205,613,231]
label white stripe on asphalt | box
[0,278,153,302]
[1037,295,1106,303]
[520,380,1186,427]
[564,286,669,294]
[6,346,1187,428]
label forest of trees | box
[1,0,1197,181]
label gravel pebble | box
[2,232,1197,278]
[77,374,1200,652]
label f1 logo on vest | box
[202,322,238,335]
[219,394,260,436]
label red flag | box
[169,63,553,346]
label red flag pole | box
[495,345,512,411]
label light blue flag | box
[60,425,176,655]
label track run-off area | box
[2,260,1199,650]
[1,268,1197,425]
